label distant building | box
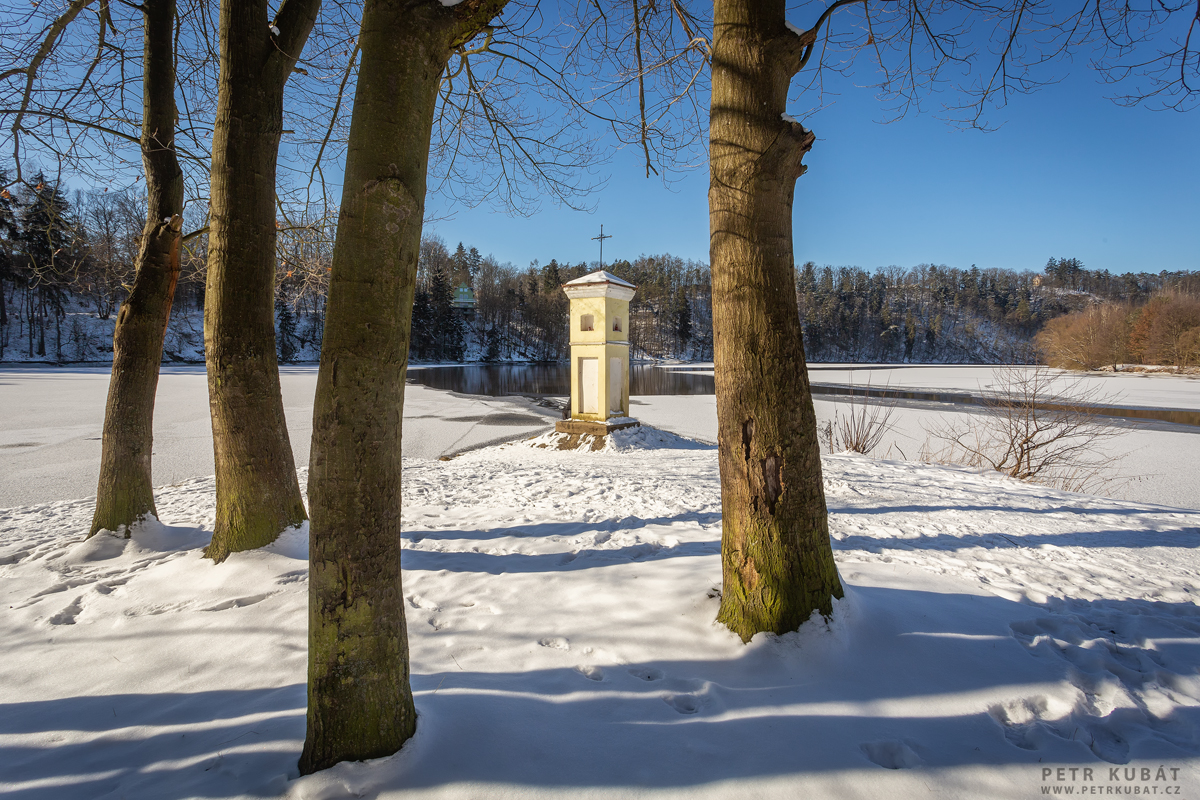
[452,283,476,314]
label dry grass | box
[820,378,898,457]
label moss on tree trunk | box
[709,0,843,641]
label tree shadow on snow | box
[0,685,305,800]
[344,587,1200,793]
[401,537,720,574]
[5,590,1199,798]
[834,501,1200,522]
[833,525,1200,553]
[404,512,723,543]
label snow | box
[637,365,1200,511]
[0,365,559,508]
[562,270,637,289]
[3,363,1198,511]
[801,364,1200,413]
[3,379,1200,799]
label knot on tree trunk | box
[761,120,815,182]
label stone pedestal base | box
[555,418,639,436]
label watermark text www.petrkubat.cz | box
[1040,766,1184,795]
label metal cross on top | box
[592,224,612,268]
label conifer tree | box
[673,285,692,354]
[19,173,74,359]
[0,173,16,358]
[277,293,298,362]
[411,288,433,359]
[467,245,482,280]
[429,261,463,360]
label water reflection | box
[406,364,715,396]
[406,363,1200,429]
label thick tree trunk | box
[709,0,843,641]
[89,0,183,537]
[202,0,318,562]
[299,0,506,774]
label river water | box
[406,363,1200,429]
[406,364,715,396]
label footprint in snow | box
[1006,610,1197,763]
[663,693,700,714]
[200,593,273,612]
[575,665,604,681]
[0,547,33,565]
[276,569,306,585]
[860,740,922,769]
[629,667,664,681]
[537,637,570,650]
[48,596,83,625]
[407,594,440,612]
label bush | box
[920,366,1127,493]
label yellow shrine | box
[555,270,638,435]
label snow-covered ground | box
[0,366,559,508]
[645,364,1200,510]
[2,422,1199,799]
[802,364,1200,414]
[2,366,1200,799]
[3,364,1199,510]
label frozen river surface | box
[1,363,1197,510]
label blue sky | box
[425,64,1198,276]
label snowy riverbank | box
[2,423,1200,799]
[3,364,1199,510]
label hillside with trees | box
[0,180,1195,368]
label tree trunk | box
[299,0,506,774]
[90,0,184,536]
[709,0,843,642]
[202,0,318,563]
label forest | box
[2,177,1195,368]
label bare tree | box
[708,0,843,641]
[706,0,1196,641]
[90,0,186,537]
[0,0,222,535]
[920,367,1127,493]
[300,0,509,774]
[1037,303,1130,371]
[75,188,142,320]
[0,0,218,196]
[200,0,320,563]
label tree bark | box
[202,0,319,562]
[709,0,843,641]
[299,0,506,774]
[89,0,183,537]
